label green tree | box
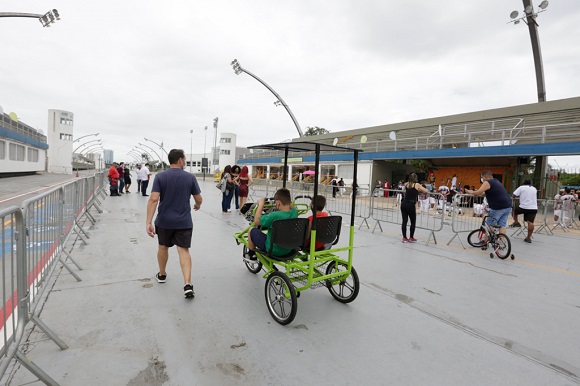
[559,172,580,186]
[304,126,330,136]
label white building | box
[46,109,74,174]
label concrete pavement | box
[2,176,580,386]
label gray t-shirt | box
[152,168,201,229]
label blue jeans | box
[234,185,240,209]
[222,189,234,212]
[487,207,512,228]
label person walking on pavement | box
[138,163,151,196]
[510,179,538,243]
[146,149,202,298]
[466,170,512,236]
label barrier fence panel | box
[447,193,498,248]
[509,198,551,238]
[0,206,61,385]
[321,184,372,229]
[0,207,25,376]
[370,189,445,244]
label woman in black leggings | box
[401,173,429,243]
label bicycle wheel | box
[492,234,511,260]
[265,271,297,325]
[243,245,262,274]
[467,228,486,247]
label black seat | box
[312,216,342,250]
[258,218,310,262]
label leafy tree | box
[304,126,330,136]
[559,172,580,186]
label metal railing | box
[240,120,580,160]
[0,172,106,385]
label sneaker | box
[524,238,532,243]
[408,237,417,243]
[402,237,408,243]
[509,222,521,228]
[184,284,194,298]
[243,250,257,262]
[156,272,167,283]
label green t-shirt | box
[260,207,299,256]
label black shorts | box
[156,226,193,248]
[514,206,537,223]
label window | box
[9,143,25,161]
[60,117,73,125]
[60,133,73,141]
[337,164,353,179]
[220,138,231,143]
[28,148,39,162]
[0,140,5,159]
[220,149,230,155]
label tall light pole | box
[189,129,193,174]
[203,126,208,180]
[213,117,219,172]
[231,59,303,137]
[509,0,549,102]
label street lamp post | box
[231,59,303,137]
[134,147,156,167]
[508,0,549,102]
[213,117,218,172]
[203,126,208,181]
[0,9,60,27]
[189,129,193,174]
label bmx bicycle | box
[467,215,514,260]
[233,141,362,325]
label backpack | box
[216,176,227,193]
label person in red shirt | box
[306,195,329,250]
[108,162,120,196]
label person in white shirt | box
[510,179,538,243]
[136,163,151,196]
[437,180,450,211]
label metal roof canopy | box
[248,141,363,227]
[248,141,363,154]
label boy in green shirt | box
[246,188,298,260]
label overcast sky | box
[1,0,579,168]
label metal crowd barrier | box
[370,189,445,244]
[1,174,105,385]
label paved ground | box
[2,175,580,386]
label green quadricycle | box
[233,141,362,325]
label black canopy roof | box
[247,141,363,154]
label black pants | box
[141,180,149,195]
[401,201,417,238]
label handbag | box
[216,177,226,191]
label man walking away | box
[510,179,538,243]
[146,149,202,298]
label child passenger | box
[245,188,298,261]
[306,195,328,250]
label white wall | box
[218,132,237,168]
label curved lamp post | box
[138,142,163,169]
[73,139,101,153]
[128,150,143,161]
[231,59,303,137]
[134,147,156,165]
[127,153,141,163]
[73,132,99,143]
[509,0,549,102]
[144,138,168,155]
[0,9,60,27]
